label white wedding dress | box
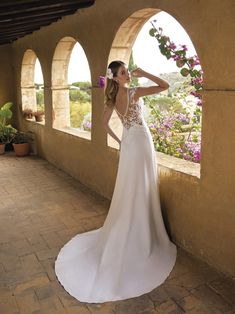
[55,87,177,303]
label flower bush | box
[149,20,203,106]
[147,103,201,163]
[81,112,92,131]
[147,20,203,163]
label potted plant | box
[0,101,16,153]
[0,102,13,125]
[0,125,17,154]
[12,131,33,157]
[0,127,5,154]
[22,108,34,120]
[33,110,44,122]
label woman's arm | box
[102,105,121,147]
[131,68,169,98]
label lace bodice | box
[114,88,145,130]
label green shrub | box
[70,101,91,128]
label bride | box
[55,60,177,303]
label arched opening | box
[21,49,45,124]
[108,9,202,169]
[108,8,159,64]
[52,37,92,139]
[68,42,92,134]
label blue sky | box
[35,11,198,84]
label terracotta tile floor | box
[0,153,234,314]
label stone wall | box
[0,45,16,124]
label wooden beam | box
[0,0,78,12]
[0,0,93,9]
[0,0,95,45]
[0,5,80,20]
[0,17,60,29]
[0,28,41,36]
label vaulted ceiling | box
[0,0,95,45]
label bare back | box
[115,88,129,116]
[114,87,145,130]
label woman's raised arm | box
[131,68,169,98]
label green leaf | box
[0,102,13,125]
[0,102,13,111]
[149,28,157,37]
[166,53,171,59]
[180,68,190,77]
[195,83,202,90]
[176,60,185,68]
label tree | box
[36,90,44,107]
[128,51,139,87]
[71,81,91,95]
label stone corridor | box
[0,153,234,314]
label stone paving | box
[0,153,234,314]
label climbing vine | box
[146,20,203,163]
[149,20,203,106]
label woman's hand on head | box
[131,67,146,78]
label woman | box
[55,60,177,303]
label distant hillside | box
[144,71,191,95]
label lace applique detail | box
[115,88,144,130]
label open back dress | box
[54,87,177,303]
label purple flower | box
[176,113,190,123]
[148,123,156,129]
[177,148,183,153]
[82,120,92,130]
[191,77,203,85]
[180,44,188,51]
[190,91,199,97]
[98,76,106,88]
[172,54,182,61]
[183,153,191,161]
[197,99,202,106]
[169,42,177,50]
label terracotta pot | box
[13,143,30,157]
[0,143,5,155]
[35,115,44,122]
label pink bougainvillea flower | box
[98,76,106,88]
[180,44,188,51]
[173,55,182,61]
[169,42,177,49]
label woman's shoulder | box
[128,87,139,100]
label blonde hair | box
[104,60,125,108]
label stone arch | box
[51,36,92,134]
[21,49,38,112]
[52,36,76,129]
[108,8,160,64]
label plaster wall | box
[7,0,235,277]
[0,45,16,122]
